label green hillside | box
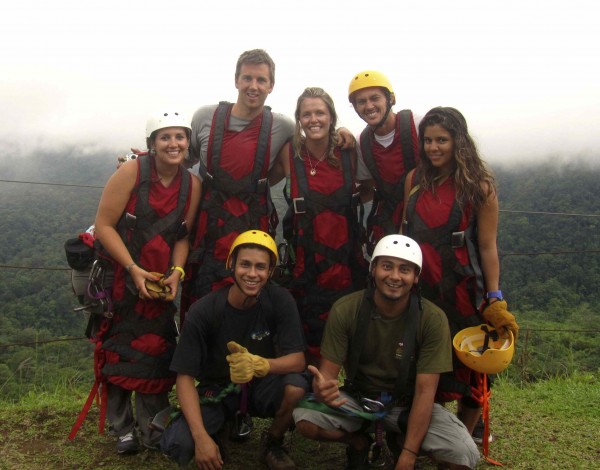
[0,152,599,399]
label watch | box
[485,290,503,301]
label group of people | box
[86,48,519,470]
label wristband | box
[485,290,503,301]
[125,262,136,272]
[402,447,418,457]
[170,265,185,281]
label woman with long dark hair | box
[403,106,518,440]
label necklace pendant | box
[310,168,317,176]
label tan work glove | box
[144,272,174,301]
[226,341,270,384]
[482,300,519,340]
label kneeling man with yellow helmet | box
[162,231,307,470]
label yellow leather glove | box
[144,272,174,301]
[226,341,270,384]
[482,300,519,340]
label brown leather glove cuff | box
[482,300,519,339]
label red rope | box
[67,320,111,440]
[477,373,503,466]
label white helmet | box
[146,111,191,139]
[370,235,422,272]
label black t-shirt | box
[170,285,306,383]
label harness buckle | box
[125,212,137,229]
[202,171,214,189]
[176,221,189,240]
[293,197,306,214]
[451,231,465,248]
[256,177,268,194]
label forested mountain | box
[496,162,600,312]
[0,150,598,398]
[0,150,115,397]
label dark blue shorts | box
[161,373,308,467]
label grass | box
[0,373,598,469]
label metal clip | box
[87,260,114,318]
[360,397,385,414]
[367,440,393,467]
[231,410,253,441]
[88,259,104,283]
[292,197,306,214]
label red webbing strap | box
[68,321,110,440]
[68,379,101,440]
[476,373,503,466]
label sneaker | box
[472,416,493,445]
[260,431,296,470]
[117,431,140,454]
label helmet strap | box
[231,276,260,308]
[372,90,393,130]
[229,250,262,308]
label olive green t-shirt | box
[321,290,452,395]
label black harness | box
[100,155,190,379]
[94,155,190,302]
[404,182,484,332]
[281,150,367,346]
[189,102,276,297]
[344,289,420,406]
[360,110,416,246]
[344,289,470,406]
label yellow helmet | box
[348,70,394,102]
[226,230,278,271]
[453,325,515,374]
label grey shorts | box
[293,392,480,469]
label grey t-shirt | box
[187,104,294,174]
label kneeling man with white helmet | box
[293,235,480,470]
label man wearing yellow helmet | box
[348,70,420,255]
[161,231,308,470]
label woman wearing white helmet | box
[92,111,201,454]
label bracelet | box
[124,262,136,272]
[170,265,185,281]
[485,290,503,301]
[402,447,418,457]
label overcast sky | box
[1,0,598,165]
